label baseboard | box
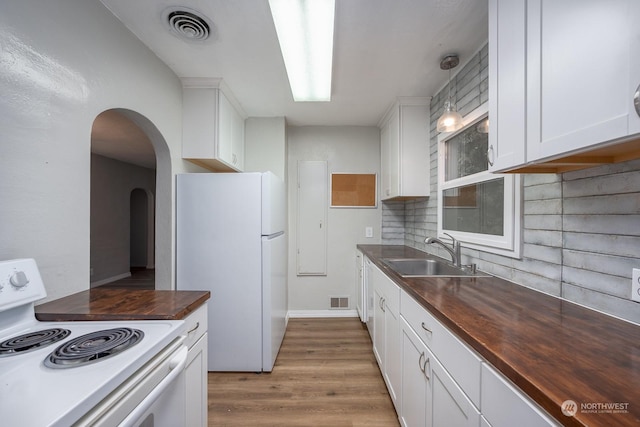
[287,309,359,319]
[91,272,131,287]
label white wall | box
[287,126,382,314]
[0,1,202,301]
[244,117,287,181]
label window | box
[437,104,521,257]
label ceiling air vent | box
[162,7,214,42]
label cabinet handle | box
[487,145,494,167]
[187,322,200,334]
[418,352,425,374]
[423,356,430,381]
[634,84,640,118]
[421,322,432,334]
[381,298,386,312]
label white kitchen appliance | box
[176,172,287,372]
[0,258,187,427]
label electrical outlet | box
[365,226,373,238]
[632,268,640,302]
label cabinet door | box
[364,258,375,337]
[628,1,640,135]
[386,108,400,199]
[384,289,401,409]
[372,285,385,367]
[356,251,363,322]
[398,104,429,197]
[231,105,245,170]
[429,353,480,427]
[217,91,235,166]
[481,364,557,427]
[400,318,429,427]
[185,333,208,427]
[487,0,527,172]
[380,110,400,200]
[526,0,632,160]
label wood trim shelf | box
[503,137,640,174]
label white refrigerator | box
[176,172,287,372]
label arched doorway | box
[90,109,170,289]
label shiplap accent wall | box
[381,43,640,324]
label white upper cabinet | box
[379,98,430,200]
[488,0,527,171]
[489,0,640,173]
[182,79,245,172]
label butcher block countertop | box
[358,244,640,427]
[35,288,210,321]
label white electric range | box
[0,259,187,427]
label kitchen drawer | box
[371,263,400,314]
[481,363,558,427]
[383,277,400,316]
[184,304,208,349]
[400,290,482,408]
[400,288,435,348]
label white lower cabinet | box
[373,284,385,365]
[400,316,428,427]
[400,290,481,408]
[183,304,209,427]
[388,286,558,427]
[367,261,560,427]
[370,262,401,409]
[400,317,480,427]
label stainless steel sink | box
[380,258,488,277]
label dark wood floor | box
[207,317,400,426]
[98,267,155,290]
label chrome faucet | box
[425,233,461,267]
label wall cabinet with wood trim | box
[488,0,640,174]
[379,98,430,200]
[182,79,245,172]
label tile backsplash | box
[382,43,640,324]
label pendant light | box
[436,55,463,133]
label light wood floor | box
[207,317,400,426]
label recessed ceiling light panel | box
[162,6,214,43]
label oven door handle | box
[118,345,188,427]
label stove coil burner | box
[44,327,144,369]
[0,328,71,357]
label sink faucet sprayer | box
[425,233,461,267]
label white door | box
[296,160,328,275]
